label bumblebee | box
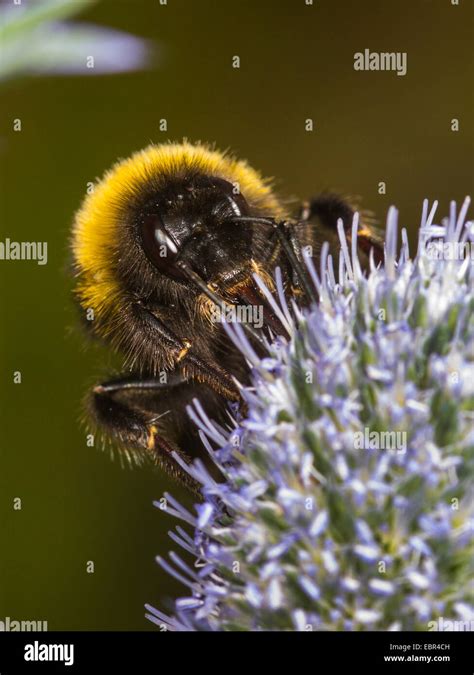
[72,142,383,493]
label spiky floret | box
[71,141,287,341]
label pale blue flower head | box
[147,199,474,631]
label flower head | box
[147,199,474,631]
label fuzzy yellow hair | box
[72,141,286,328]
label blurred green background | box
[0,0,472,630]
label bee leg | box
[133,300,242,402]
[299,193,355,229]
[271,220,318,304]
[91,374,212,496]
[299,193,385,266]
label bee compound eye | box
[140,213,187,281]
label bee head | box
[139,174,255,285]
[72,142,287,342]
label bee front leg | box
[133,301,242,402]
[271,220,318,304]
